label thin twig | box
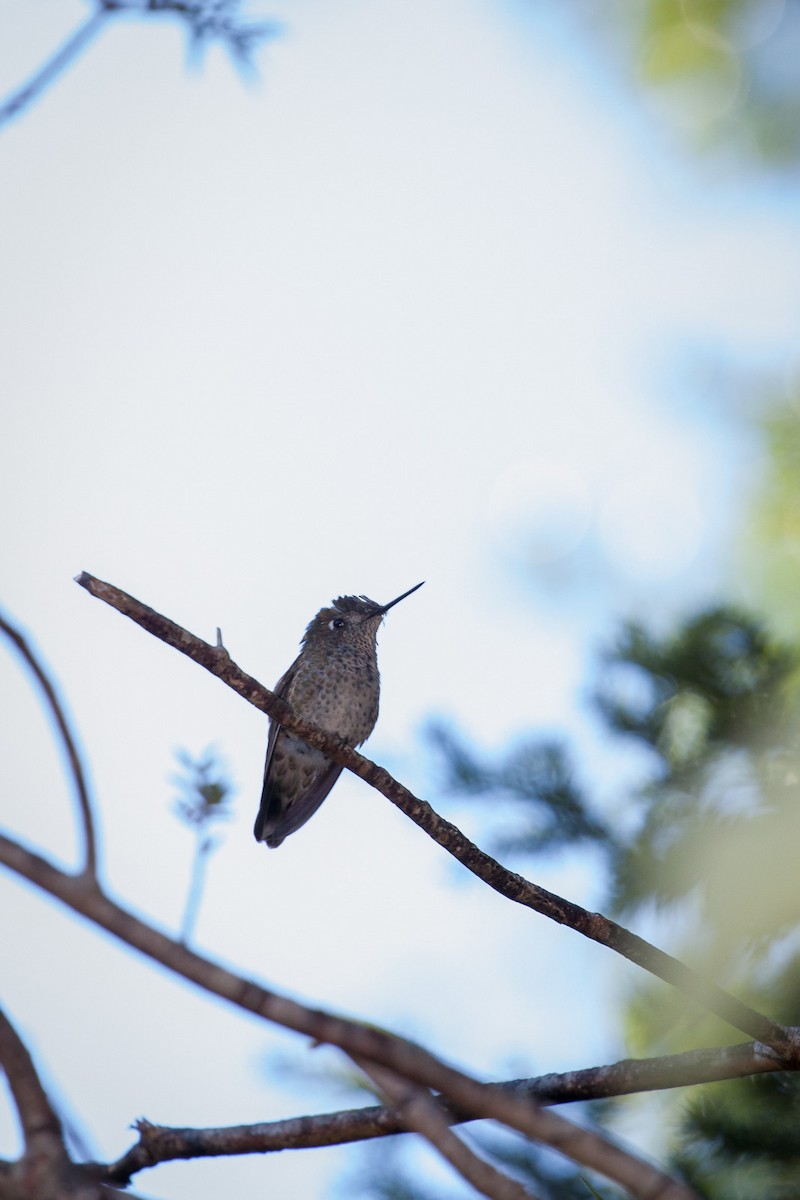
[0,834,696,1198]
[103,1036,790,1180]
[0,611,98,879]
[179,832,211,943]
[73,572,799,1063]
[0,0,277,132]
[0,8,111,130]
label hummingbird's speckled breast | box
[286,643,380,746]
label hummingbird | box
[253,582,424,848]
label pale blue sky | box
[1,2,799,1197]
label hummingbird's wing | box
[257,749,343,848]
[253,657,344,849]
[253,657,297,844]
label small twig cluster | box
[171,747,233,942]
[0,1,279,130]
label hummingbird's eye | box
[329,618,346,630]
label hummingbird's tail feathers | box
[252,796,272,843]
[254,763,344,849]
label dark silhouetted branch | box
[104,1038,789,1180]
[73,572,799,1064]
[0,611,98,879]
[0,1004,151,1197]
[0,1003,66,1157]
[0,834,696,1198]
[0,8,110,130]
[357,1058,540,1200]
[0,1,279,132]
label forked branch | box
[0,1,278,131]
[0,834,694,1199]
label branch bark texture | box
[104,1038,789,1180]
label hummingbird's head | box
[301,583,424,650]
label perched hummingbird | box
[253,582,424,848]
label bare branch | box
[0,0,281,132]
[518,1040,789,1102]
[73,572,799,1062]
[104,1036,789,1180]
[357,1058,541,1200]
[0,8,111,130]
[128,0,281,65]
[0,1004,65,1156]
[0,1005,156,1197]
[0,834,696,1197]
[0,611,98,879]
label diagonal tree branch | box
[73,571,799,1063]
[0,833,695,1199]
[0,8,111,130]
[0,611,98,879]
[0,1003,66,1158]
[357,1057,540,1200]
[0,1,279,133]
[0,1003,154,1199]
[103,1036,790,1180]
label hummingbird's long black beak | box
[377,581,425,615]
